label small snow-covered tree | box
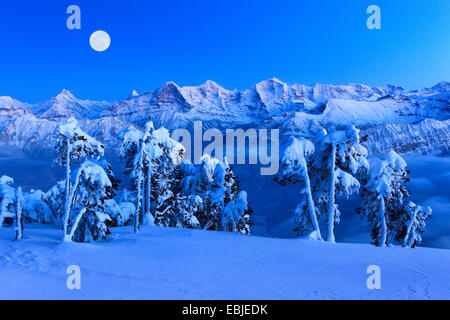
[66,161,112,242]
[0,179,27,240]
[23,190,54,225]
[222,191,251,234]
[173,195,202,229]
[180,155,252,234]
[54,117,104,237]
[396,202,432,248]
[310,126,369,243]
[15,187,24,240]
[275,136,322,240]
[113,189,136,226]
[359,150,431,247]
[0,176,15,227]
[0,175,14,185]
[43,180,66,224]
[358,154,404,247]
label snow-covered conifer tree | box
[22,190,54,225]
[15,187,24,240]
[358,155,402,247]
[310,126,368,243]
[43,181,66,224]
[120,123,183,231]
[172,195,202,229]
[148,127,185,227]
[396,202,432,248]
[0,175,16,227]
[359,150,431,247]
[275,136,322,240]
[66,161,112,242]
[0,175,14,185]
[54,117,104,238]
[180,155,252,234]
[119,125,145,231]
[222,191,252,234]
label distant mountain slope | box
[0,79,448,156]
[363,119,450,155]
[28,89,112,120]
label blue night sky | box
[0,0,448,102]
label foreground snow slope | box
[0,225,449,300]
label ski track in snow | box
[0,224,449,300]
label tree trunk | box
[63,164,84,242]
[15,187,23,240]
[134,145,145,233]
[135,174,143,233]
[403,206,419,248]
[67,208,87,241]
[379,197,387,247]
[144,166,155,226]
[302,158,322,240]
[63,140,72,238]
[327,143,336,243]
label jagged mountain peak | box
[262,77,284,84]
[197,80,226,92]
[29,90,112,120]
[50,89,80,105]
[128,90,140,99]
[200,79,220,87]
[56,89,75,98]
[256,78,288,88]
[161,81,181,90]
[431,81,450,92]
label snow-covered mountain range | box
[0,79,448,156]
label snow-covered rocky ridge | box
[0,224,448,299]
[0,79,448,155]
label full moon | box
[89,31,111,52]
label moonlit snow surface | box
[0,225,449,299]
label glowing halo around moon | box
[89,30,111,52]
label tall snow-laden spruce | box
[310,126,369,243]
[275,137,322,240]
[15,187,24,240]
[359,150,432,248]
[120,122,184,232]
[149,127,184,227]
[66,161,113,242]
[119,125,145,232]
[54,117,105,240]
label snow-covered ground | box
[0,224,449,300]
